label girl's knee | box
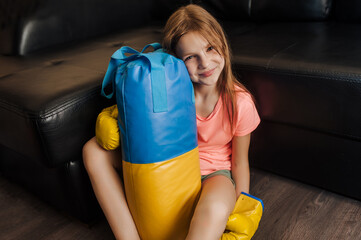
[82,137,101,171]
[199,177,236,222]
[214,201,233,221]
[82,137,121,173]
[200,200,233,225]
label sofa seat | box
[227,22,361,199]
[0,26,162,222]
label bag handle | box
[102,45,150,99]
[101,43,168,113]
[100,52,126,99]
[141,43,162,53]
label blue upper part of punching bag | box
[101,43,198,164]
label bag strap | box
[101,43,168,113]
[140,42,167,112]
[143,42,195,106]
[141,43,162,53]
[140,52,168,113]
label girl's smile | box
[175,31,225,88]
[199,68,216,78]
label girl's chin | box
[192,78,219,87]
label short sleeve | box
[234,93,261,136]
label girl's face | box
[175,31,225,88]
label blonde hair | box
[163,4,251,130]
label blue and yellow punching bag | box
[101,43,201,240]
[96,106,265,240]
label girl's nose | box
[198,53,210,69]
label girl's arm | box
[231,134,251,197]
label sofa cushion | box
[229,22,361,141]
[0,27,162,167]
[0,64,111,168]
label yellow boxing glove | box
[95,104,120,150]
[221,192,264,240]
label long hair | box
[162,4,250,130]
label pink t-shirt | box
[197,90,260,175]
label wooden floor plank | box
[250,170,361,240]
[1,169,361,240]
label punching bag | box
[101,43,201,240]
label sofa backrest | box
[331,0,361,21]
[199,0,333,21]
[196,0,251,21]
[2,0,360,56]
[250,0,332,21]
[151,0,191,21]
[0,0,153,56]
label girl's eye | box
[207,46,214,52]
[184,55,194,61]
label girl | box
[83,4,260,240]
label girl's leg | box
[186,175,236,240]
[83,137,140,240]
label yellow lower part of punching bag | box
[122,147,201,240]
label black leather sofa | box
[1,0,360,224]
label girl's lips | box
[200,68,215,77]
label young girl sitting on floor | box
[83,4,260,240]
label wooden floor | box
[1,169,361,240]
